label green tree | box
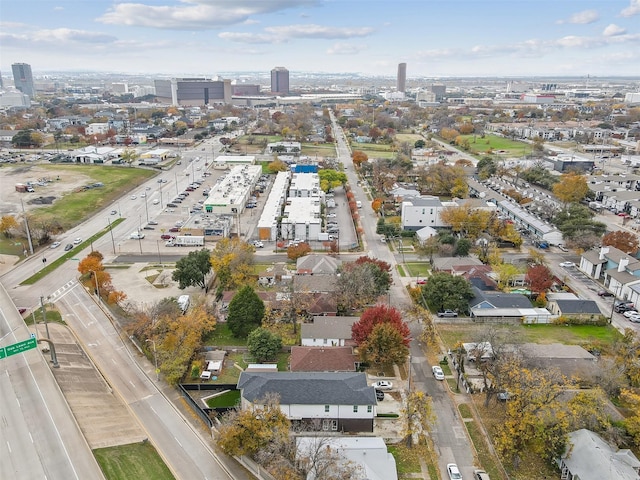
[11,129,39,148]
[120,147,139,167]
[247,328,282,363]
[414,139,426,149]
[227,285,265,338]
[317,169,347,192]
[360,323,409,367]
[454,237,472,256]
[420,273,474,313]
[172,248,211,290]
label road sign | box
[3,338,38,358]
[0,348,5,359]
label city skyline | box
[1,0,640,78]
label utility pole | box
[40,296,50,339]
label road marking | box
[112,358,117,364]
[174,437,183,448]
[129,380,136,389]
[16,398,20,408]
[29,432,33,443]
[6,440,11,453]
[150,406,157,414]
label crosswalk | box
[47,279,79,303]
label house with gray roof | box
[296,255,342,275]
[400,195,454,231]
[580,246,640,305]
[468,287,552,323]
[237,372,376,432]
[301,316,358,347]
[558,429,640,480]
[547,298,604,320]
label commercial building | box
[397,63,407,93]
[271,67,290,95]
[153,77,232,106]
[203,165,262,215]
[257,171,290,241]
[11,63,35,99]
[400,196,453,230]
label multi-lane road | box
[0,283,105,480]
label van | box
[130,231,145,239]
[177,295,190,313]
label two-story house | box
[301,316,358,347]
[580,246,640,304]
[237,372,376,432]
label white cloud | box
[263,24,373,39]
[0,28,117,47]
[557,9,599,24]
[621,0,640,17]
[97,0,320,30]
[53,6,64,11]
[603,24,627,36]
[218,32,281,44]
[326,42,366,55]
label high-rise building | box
[271,67,289,95]
[12,63,35,99]
[397,63,407,93]
[154,77,232,106]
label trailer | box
[169,235,205,247]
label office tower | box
[12,63,35,98]
[154,77,231,106]
[271,67,289,95]
[429,84,446,102]
[397,63,407,93]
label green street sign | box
[4,338,37,358]
[0,348,5,359]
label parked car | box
[130,195,137,200]
[474,469,491,480]
[253,241,264,248]
[169,227,180,233]
[597,290,614,297]
[437,310,458,318]
[497,391,511,402]
[64,243,73,251]
[623,310,640,318]
[326,213,337,218]
[371,381,393,390]
[160,234,173,240]
[447,464,462,480]
[148,220,158,225]
[166,203,177,208]
[625,312,640,323]
[614,301,635,313]
[432,365,445,380]
[110,210,118,215]
[375,389,384,401]
[50,241,61,249]
[559,261,575,268]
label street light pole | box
[107,217,116,255]
[90,270,101,302]
[146,339,159,380]
[156,240,162,266]
[40,296,50,339]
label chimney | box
[618,257,630,272]
[599,246,609,260]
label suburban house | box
[580,246,640,304]
[469,288,551,323]
[301,316,358,347]
[546,298,604,320]
[293,275,338,294]
[432,257,484,273]
[558,429,640,480]
[296,255,342,275]
[400,196,454,231]
[237,371,376,432]
[521,344,598,379]
[296,436,397,480]
[289,346,358,372]
[451,264,497,291]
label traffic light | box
[42,258,47,263]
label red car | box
[161,234,174,240]
[169,227,180,232]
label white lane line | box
[173,437,183,448]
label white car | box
[432,365,445,380]
[623,310,639,318]
[50,241,61,249]
[326,213,337,218]
[73,237,82,244]
[130,195,137,200]
[371,381,393,390]
[447,463,462,480]
[153,199,160,205]
[253,241,264,248]
[559,261,575,268]
[141,192,146,198]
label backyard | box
[456,134,532,157]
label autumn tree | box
[317,169,347,192]
[77,251,125,304]
[336,260,392,312]
[209,237,255,291]
[268,159,288,172]
[287,242,311,260]
[440,205,491,240]
[525,264,554,295]
[440,127,460,143]
[403,391,435,447]
[493,262,522,290]
[602,230,640,255]
[360,323,409,367]
[420,273,474,313]
[0,215,19,238]
[247,328,282,363]
[351,150,368,168]
[371,198,383,213]
[217,397,290,458]
[552,172,589,204]
[172,248,211,290]
[227,285,265,338]
[119,147,139,167]
[351,304,410,347]
[620,389,640,447]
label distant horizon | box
[1,1,639,77]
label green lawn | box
[23,306,63,325]
[205,390,241,408]
[301,143,336,157]
[456,134,531,157]
[402,262,431,277]
[30,165,155,229]
[464,421,506,480]
[204,323,248,347]
[93,441,175,480]
[437,323,622,351]
[350,142,396,159]
[388,445,422,475]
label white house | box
[579,246,640,304]
[401,196,451,231]
[301,316,358,347]
[237,371,376,432]
[296,436,397,480]
[85,123,111,135]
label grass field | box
[350,142,396,159]
[456,134,531,157]
[395,133,423,144]
[436,323,622,351]
[204,322,247,347]
[464,420,507,480]
[31,165,155,229]
[387,444,423,476]
[93,441,175,480]
[205,390,240,408]
[301,142,336,157]
[402,262,431,277]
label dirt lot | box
[0,164,92,216]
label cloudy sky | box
[1,0,640,78]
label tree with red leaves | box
[525,264,554,295]
[351,304,411,347]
